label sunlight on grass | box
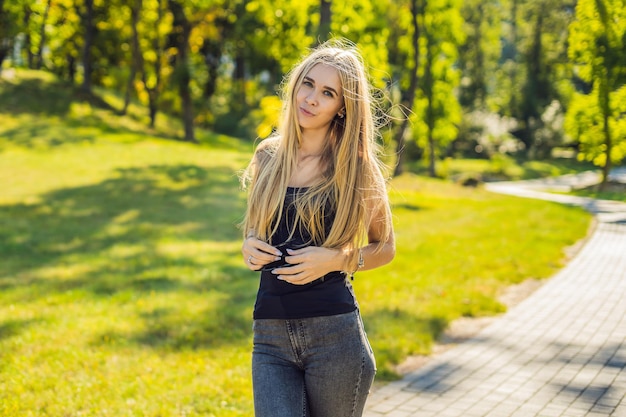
[567,182,626,202]
[410,154,596,182]
[0,137,256,415]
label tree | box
[388,0,421,177]
[138,0,169,127]
[78,0,96,93]
[122,0,142,115]
[0,0,18,72]
[415,0,464,177]
[44,0,82,82]
[244,0,317,73]
[566,0,626,186]
[167,0,195,142]
[317,0,332,43]
[500,0,575,158]
[34,0,52,69]
[458,0,501,111]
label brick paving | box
[364,169,626,417]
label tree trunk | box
[599,81,612,189]
[35,0,51,69]
[67,54,76,83]
[168,0,195,142]
[474,2,486,107]
[424,31,436,177]
[318,0,332,43]
[179,63,195,142]
[232,52,246,112]
[201,39,221,99]
[123,0,142,115]
[393,0,420,177]
[23,5,34,69]
[80,0,95,93]
[0,0,4,73]
[147,89,159,127]
[0,47,7,74]
[141,0,164,128]
[509,0,518,117]
[521,7,545,157]
[428,131,436,177]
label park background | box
[0,0,624,415]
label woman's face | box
[296,63,344,133]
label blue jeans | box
[252,310,376,417]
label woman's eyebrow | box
[303,76,339,96]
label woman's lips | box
[299,107,315,117]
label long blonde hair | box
[241,40,392,264]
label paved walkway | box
[364,168,626,417]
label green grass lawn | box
[568,182,626,202]
[409,153,598,182]
[0,70,593,416]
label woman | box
[240,40,395,417]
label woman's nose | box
[305,91,318,105]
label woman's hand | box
[242,237,282,271]
[271,246,344,285]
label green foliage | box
[245,0,317,72]
[411,0,464,172]
[331,0,391,85]
[0,0,625,166]
[458,0,502,110]
[565,0,626,175]
[252,95,282,138]
[0,0,32,62]
[566,86,626,167]
[491,0,575,157]
[5,0,623,167]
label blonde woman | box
[241,40,395,417]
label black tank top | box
[253,187,358,319]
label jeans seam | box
[286,320,305,369]
[298,320,307,355]
[351,317,367,417]
[302,384,308,417]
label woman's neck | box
[299,129,327,158]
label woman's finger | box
[243,238,282,263]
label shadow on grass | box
[0,163,257,349]
[0,70,253,153]
[0,117,100,149]
[126,265,255,350]
[92,265,256,351]
[0,76,74,116]
[391,202,424,212]
[0,318,40,342]
[1,163,241,262]
[0,74,183,149]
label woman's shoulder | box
[255,136,280,152]
[253,136,280,162]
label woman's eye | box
[323,90,334,97]
[303,81,313,87]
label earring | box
[338,112,345,118]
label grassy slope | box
[0,70,592,416]
[569,182,626,202]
